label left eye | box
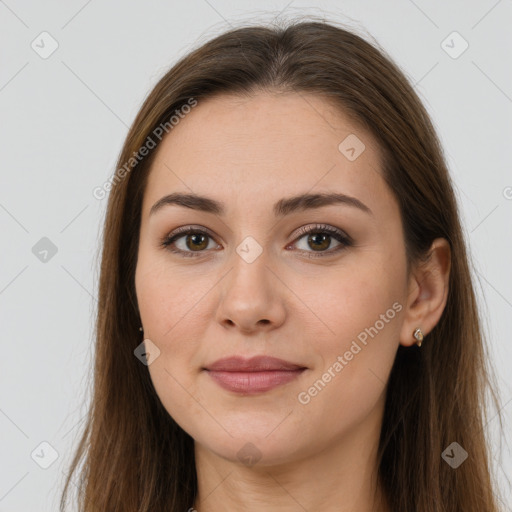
[161,224,352,258]
[287,224,352,258]
[293,231,343,253]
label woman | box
[61,18,505,511]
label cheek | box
[135,251,212,342]
[135,256,215,427]
[302,255,404,353]
[296,254,404,419]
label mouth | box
[202,356,307,395]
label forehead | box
[142,92,392,218]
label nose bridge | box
[227,237,273,300]
[215,236,285,331]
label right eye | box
[160,226,221,258]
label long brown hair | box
[60,17,505,511]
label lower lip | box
[205,369,305,394]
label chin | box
[196,435,307,469]
[189,414,315,468]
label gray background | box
[1,1,511,510]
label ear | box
[399,238,451,347]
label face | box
[135,91,410,466]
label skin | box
[134,91,451,512]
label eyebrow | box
[149,191,373,217]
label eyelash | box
[160,223,352,259]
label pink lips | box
[204,356,307,395]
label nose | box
[214,250,286,334]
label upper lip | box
[204,356,306,372]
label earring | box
[413,328,424,347]
[139,326,143,335]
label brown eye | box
[290,224,352,259]
[161,223,352,259]
[306,233,332,251]
[161,227,220,257]
[185,233,209,251]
